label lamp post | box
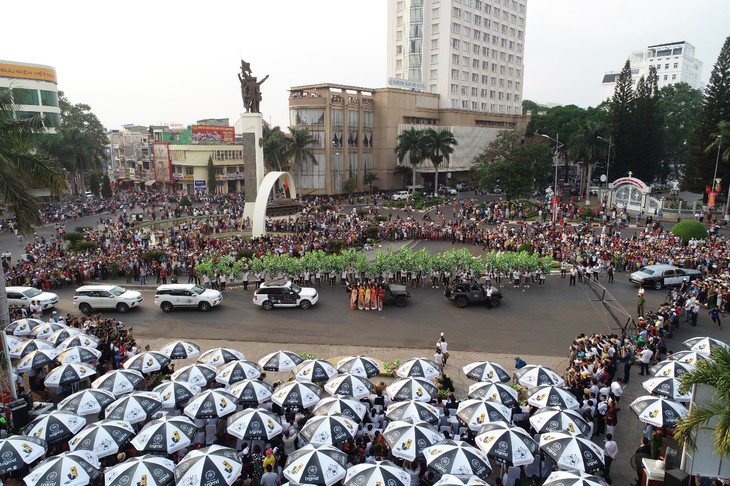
[539,133,564,195]
[712,135,722,193]
[597,136,613,190]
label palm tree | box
[676,346,730,456]
[423,128,457,193]
[262,124,287,172]
[41,127,102,196]
[569,121,605,200]
[284,127,317,173]
[364,171,379,195]
[0,88,66,398]
[706,120,730,164]
[393,165,412,189]
[395,128,426,189]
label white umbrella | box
[386,377,438,402]
[300,414,358,445]
[423,440,492,479]
[544,471,608,486]
[336,355,381,378]
[197,347,244,367]
[513,365,564,387]
[313,396,368,422]
[384,400,440,424]
[382,420,443,461]
[5,318,44,336]
[5,334,26,351]
[55,346,101,364]
[651,359,696,378]
[154,380,201,408]
[258,350,303,372]
[105,455,175,486]
[462,361,511,383]
[456,398,511,431]
[24,451,100,486]
[396,357,442,379]
[630,395,689,428]
[324,373,373,399]
[30,322,67,340]
[343,461,410,486]
[46,327,82,347]
[284,444,348,486]
[184,389,238,420]
[91,369,144,396]
[174,445,242,486]
[475,421,538,466]
[23,411,86,444]
[44,363,96,387]
[9,339,55,359]
[529,406,593,438]
[122,351,171,374]
[271,381,322,408]
[670,350,711,366]
[215,360,262,385]
[642,376,692,402]
[683,336,729,356]
[171,363,217,387]
[105,392,162,424]
[295,359,338,383]
[68,420,135,458]
[57,389,116,416]
[467,381,519,407]
[433,475,490,486]
[0,435,47,474]
[226,379,272,405]
[226,408,283,440]
[16,348,60,372]
[539,431,605,473]
[57,334,99,350]
[131,415,197,454]
[526,385,580,410]
[159,340,201,359]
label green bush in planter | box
[516,243,532,254]
[671,220,708,244]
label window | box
[290,108,325,126]
[461,86,467,95]
[463,26,471,37]
[40,90,58,107]
[462,56,469,66]
[185,166,194,175]
[452,6,461,17]
[331,109,343,127]
[461,70,469,80]
[431,39,438,49]
[673,63,678,68]
[348,110,359,127]
[451,68,459,79]
[43,112,61,128]
[397,16,403,27]
[12,88,39,106]
[664,75,668,80]
[471,87,478,96]
[452,54,459,64]
[396,45,402,54]
[432,7,439,17]
[450,84,458,94]
[430,69,438,79]
[451,22,461,34]
[452,38,460,49]
[665,64,669,69]
[672,74,677,80]
[431,54,438,63]
[432,23,439,34]
[396,60,403,69]
[472,59,479,68]
[472,72,478,81]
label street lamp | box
[597,136,614,189]
[539,133,564,194]
[712,135,722,193]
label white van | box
[406,185,424,194]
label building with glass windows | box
[386,0,527,115]
[0,60,60,130]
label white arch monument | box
[251,171,298,237]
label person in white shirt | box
[638,347,654,375]
[610,378,624,404]
[433,348,444,369]
[604,433,618,484]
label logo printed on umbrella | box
[222,460,233,474]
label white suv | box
[6,286,59,310]
[253,280,318,310]
[154,284,222,312]
[73,285,143,314]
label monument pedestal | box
[236,112,265,221]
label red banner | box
[191,125,235,144]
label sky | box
[2,0,729,131]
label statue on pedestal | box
[238,60,269,113]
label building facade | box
[600,41,703,101]
[107,126,152,189]
[289,83,527,194]
[0,60,61,130]
[386,0,527,115]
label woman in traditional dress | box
[358,284,365,310]
[377,284,385,311]
[364,284,371,310]
[350,283,358,310]
[370,283,378,310]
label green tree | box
[262,124,287,172]
[395,128,426,188]
[632,67,664,182]
[284,127,317,173]
[423,128,457,193]
[706,121,730,164]
[684,35,730,191]
[471,131,552,199]
[569,120,607,199]
[41,127,103,195]
[608,59,636,181]
[343,177,357,193]
[101,173,112,198]
[676,346,730,457]
[393,165,412,189]
[364,171,379,194]
[207,155,216,195]
[658,82,703,180]
[522,99,549,116]
[88,171,101,196]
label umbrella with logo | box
[46,327,83,346]
[670,350,711,366]
[123,351,171,374]
[529,407,593,438]
[5,334,26,351]
[0,435,47,474]
[55,346,101,365]
[295,359,339,383]
[5,318,44,336]
[16,348,60,372]
[651,359,696,378]
[543,470,609,486]
[23,411,86,444]
[171,363,217,387]
[475,421,538,467]
[154,380,201,409]
[324,374,373,399]
[105,392,162,424]
[284,444,348,486]
[683,336,729,356]
[386,377,438,402]
[174,445,242,486]
[159,340,201,360]
[432,475,490,486]
[630,395,689,427]
[105,455,175,486]
[467,382,519,407]
[463,361,511,383]
[226,379,272,405]
[526,385,580,410]
[343,461,410,486]
[539,431,605,473]
[385,400,440,425]
[30,322,67,340]
[57,334,99,350]
[396,358,442,380]
[131,415,197,454]
[44,363,97,388]
[226,408,283,440]
[514,365,564,387]
[24,450,101,486]
[423,440,492,479]
[642,376,692,402]
[258,350,303,372]
[313,396,367,422]
[91,369,144,396]
[300,414,358,446]
[57,389,116,416]
[383,420,443,461]
[215,360,262,385]
[197,347,244,367]
[184,389,237,420]
[9,338,55,359]
[336,355,381,378]
[456,399,511,431]
[68,420,135,459]
[271,381,323,409]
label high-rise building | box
[600,41,703,101]
[386,0,527,115]
[0,60,61,131]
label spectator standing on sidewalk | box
[604,433,618,484]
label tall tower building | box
[387,0,528,115]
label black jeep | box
[444,281,502,308]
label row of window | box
[449,99,519,114]
[451,22,523,50]
[455,0,526,16]
[14,110,60,128]
[291,108,374,128]
[172,165,243,175]
[11,88,58,107]
[449,69,520,89]
[452,5,525,30]
[449,84,520,102]
[650,62,679,70]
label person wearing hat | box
[262,448,276,473]
[514,357,526,369]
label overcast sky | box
[3,0,728,131]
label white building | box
[387,0,527,115]
[600,41,703,101]
[0,60,60,131]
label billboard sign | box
[387,77,426,91]
[152,142,172,183]
[0,62,57,83]
[191,125,235,144]
[194,180,206,188]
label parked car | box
[406,185,425,193]
[253,280,319,310]
[629,264,702,290]
[456,182,469,191]
[444,281,502,308]
[439,187,458,196]
[154,284,223,312]
[6,286,59,310]
[392,191,411,201]
[73,285,143,314]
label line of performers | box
[347,281,385,311]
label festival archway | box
[608,174,661,214]
[252,171,298,237]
